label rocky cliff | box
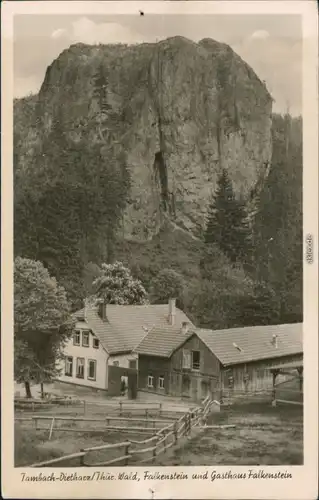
[14,36,273,240]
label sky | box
[14,14,302,115]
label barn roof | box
[73,304,193,355]
[195,323,303,366]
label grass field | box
[14,408,176,466]
[154,402,303,466]
[15,399,303,467]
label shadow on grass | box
[156,401,303,466]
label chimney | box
[98,300,107,322]
[181,321,189,335]
[83,298,89,322]
[272,334,278,348]
[168,298,176,326]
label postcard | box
[1,1,318,498]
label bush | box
[14,424,61,466]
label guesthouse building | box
[57,298,194,397]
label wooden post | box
[125,444,130,465]
[34,418,38,430]
[83,400,87,416]
[48,417,55,441]
[145,409,148,420]
[119,401,123,416]
[272,370,279,406]
[188,413,191,435]
[297,367,303,392]
[152,442,157,462]
[164,434,167,453]
[80,449,85,466]
[159,403,162,416]
[173,421,178,443]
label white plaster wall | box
[57,325,109,390]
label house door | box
[128,372,137,400]
[182,375,191,398]
[191,377,199,401]
[201,380,209,399]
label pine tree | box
[252,113,302,323]
[14,100,131,308]
[204,169,251,263]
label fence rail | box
[16,414,176,440]
[15,398,192,422]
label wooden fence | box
[28,396,213,467]
[16,415,175,440]
[14,397,190,419]
[271,378,303,407]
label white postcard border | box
[1,2,318,499]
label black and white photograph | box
[1,1,318,499]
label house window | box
[192,350,200,370]
[93,337,99,349]
[73,331,80,346]
[159,376,165,389]
[65,356,73,377]
[113,361,119,367]
[82,331,89,347]
[88,359,97,381]
[182,349,191,369]
[129,360,137,370]
[147,375,154,388]
[76,357,85,379]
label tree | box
[234,282,281,326]
[92,261,148,305]
[183,244,254,329]
[204,169,251,263]
[14,257,74,398]
[82,262,102,297]
[149,268,184,307]
[14,106,131,308]
[252,113,302,322]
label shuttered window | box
[88,359,96,381]
[73,331,80,346]
[65,356,73,377]
[147,375,154,388]
[159,376,165,389]
[82,331,89,347]
[76,358,85,379]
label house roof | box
[194,323,303,367]
[135,326,194,358]
[73,304,193,355]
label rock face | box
[14,36,273,240]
